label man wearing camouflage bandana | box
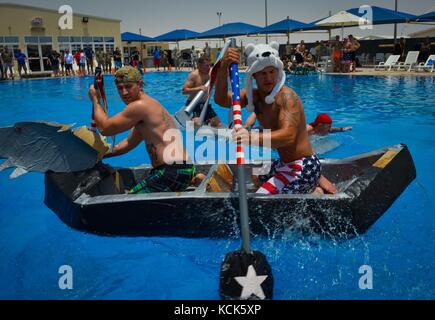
[88,66,196,194]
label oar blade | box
[220,250,273,300]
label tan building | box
[0,3,122,73]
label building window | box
[55,36,115,54]
[4,36,19,43]
[70,36,82,43]
[25,36,52,43]
[58,36,70,43]
[25,36,39,43]
[39,36,52,43]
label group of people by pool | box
[0,46,124,79]
[89,41,352,197]
[280,35,361,74]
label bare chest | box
[256,103,281,130]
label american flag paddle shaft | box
[229,39,251,254]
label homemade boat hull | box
[44,144,416,238]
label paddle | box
[92,67,116,150]
[219,39,273,300]
[198,40,231,127]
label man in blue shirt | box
[153,47,161,71]
[15,49,27,79]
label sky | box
[1,0,434,48]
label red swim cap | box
[310,113,333,127]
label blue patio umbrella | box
[154,29,200,42]
[196,22,262,39]
[121,32,155,42]
[259,18,309,34]
[258,18,309,43]
[415,11,435,22]
[346,6,417,25]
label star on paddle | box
[234,265,268,300]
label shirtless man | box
[215,42,328,195]
[88,66,196,194]
[295,40,306,65]
[182,56,223,128]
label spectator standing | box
[84,46,95,75]
[96,48,105,70]
[104,50,113,73]
[113,47,123,71]
[79,49,87,76]
[203,42,211,59]
[2,46,14,79]
[394,37,406,61]
[419,37,431,63]
[15,49,28,79]
[47,50,61,77]
[64,50,74,76]
[153,47,161,71]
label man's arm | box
[104,127,142,158]
[330,126,352,133]
[182,73,207,95]
[89,85,141,136]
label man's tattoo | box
[146,143,158,164]
[279,92,301,128]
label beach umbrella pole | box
[219,38,273,301]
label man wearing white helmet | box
[215,42,323,195]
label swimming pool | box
[0,73,434,299]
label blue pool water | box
[0,73,434,300]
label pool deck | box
[1,67,433,82]
[324,68,434,77]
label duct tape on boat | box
[373,150,399,169]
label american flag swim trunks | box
[257,155,321,195]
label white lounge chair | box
[375,55,400,71]
[395,51,419,71]
[415,55,435,73]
